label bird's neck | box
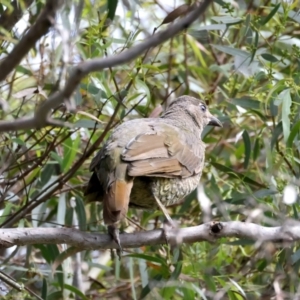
[161,110,204,138]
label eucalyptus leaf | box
[230,97,261,110]
[280,89,292,142]
[212,45,250,58]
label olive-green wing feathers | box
[122,125,204,178]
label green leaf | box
[260,4,281,25]
[74,119,102,129]
[214,0,226,5]
[42,278,47,299]
[225,239,255,245]
[280,89,292,142]
[62,135,80,171]
[293,204,299,219]
[40,164,54,186]
[270,97,278,116]
[250,30,259,64]
[25,167,41,186]
[135,79,151,102]
[254,188,277,198]
[162,286,176,299]
[242,130,251,169]
[80,83,105,96]
[107,0,118,21]
[141,64,162,72]
[139,274,163,299]
[16,65,33,76]
[271,121,283,150]
[203,274,217,293]
[74,85,82,105]
[126,253,168,268]
[257,259,268,271]
[211,16,243,25]
[50,151,63,167]
[129,257,137,300]
[191,283,208,299]
[57,193,66,226]
[0,202,13,225]
[188,30,210,44]
[35,244,60,263]
[47,291,63,300]
[211,45,250,58]
[64,284,89,300]
[170,260,182,280]
[65,207,74,227]
[230,97,261,110]
[244,14,251,43]
[261,53,279,62]
[192,24,227,31]
[287,119,300,148]
[253,137,260,161]
[181,286,197,299]
[291,249,300,264]
[288,9,300,24]
[75,196,87,231]
[12,138,25,145]
[211,162,267,188]
[88,262,112,272]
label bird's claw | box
[108,225,123,259]
[163,219,178,245]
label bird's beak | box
[208,115,222,127]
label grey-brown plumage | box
[85,95,222,248]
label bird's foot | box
[107,225,123,259]
[153,196,179,245]
[154,196,175,226]
[163,219,179,246]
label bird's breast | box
[151,175,201,206]
[129,174,201,209]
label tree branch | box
[0,221,299,250]
[0,0,63,82]
[0,0,212,133]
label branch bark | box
[0,0,212,133]
[0,221,299,250]
[0,0,63,82]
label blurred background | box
[0,0,300,299]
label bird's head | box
[165,96,222,130]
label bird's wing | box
[122,125,205,178]
[89,147,104,171]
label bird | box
[84,95,222,250]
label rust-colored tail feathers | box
[84,173,133,226]
[103,179,133,225]
[84,161,133,251]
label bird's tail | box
[103,162,133,225]
[103,179,133,225]
[84,172,104,203]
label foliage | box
[1,0,300,299]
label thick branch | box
[0,0,212,133]
[0,221,299,249]
[0,0,63,82]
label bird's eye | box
[200,104,206,112]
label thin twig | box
[0,270,42,300]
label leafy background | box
[1,0,300,299]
